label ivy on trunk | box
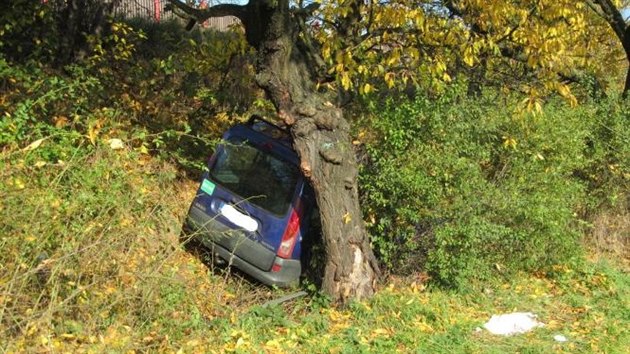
[168,0,379,303]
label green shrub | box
[358,89,603,288]
[578,98,629,211]
[1,16,258,175]
[0,0,59,62]
[0,59,102,147]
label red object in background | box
[199,0,209,28]
[154,0,161,23]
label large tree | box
[166,0,620,303]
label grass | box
[1,137,628,353]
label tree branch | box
[591,0,628,44]
[166,0,246,23]
[585,0,607,18]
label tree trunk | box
[243,0,379,303]
[291,111,379,302]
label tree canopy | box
[313,0,628,102]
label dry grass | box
[587,208,630,270]
[1,139,628,353]
[0,142,275,352]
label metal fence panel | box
[113,0,240,31]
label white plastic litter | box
[108,138,125,150]
[553,334,568,342]
[483,312,544,336]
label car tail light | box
[277,199,302,259]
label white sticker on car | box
[219,204,259,232]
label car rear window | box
[209,138,300,216]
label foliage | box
[0,0,59,62]
[1,134,223,351]
[2,121,627,352]
[0,18,266,349]
[357,86,627,288]
[0,59,101,147]
[578,97,630,210]
[313,0,623,100]
[1,150,627,354]
[587,0,630,95]
[0,1,628,349]
[1,15,260,175]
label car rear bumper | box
[207,240,301,287]
[184,204,301,287]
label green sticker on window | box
[201,179,216,195]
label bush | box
[579,98,629,211]
[0,133,224,349]
[1,14,261,175]
[0,0,59,62]
[357,89,623,288]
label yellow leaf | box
[14,178,25,190]
[54,115,69,128]
[372,328,389,336]
[502,136,517,149]
[88,126,100,145]
[265,339,282,349]
[384,72,395,88]
[322,45,331,60]
[557,84,570,97]
[340,73,351,90]
[342,212,352,224]
[22,138,45,152]
[463,47,475,66]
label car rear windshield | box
[209,138,300,216]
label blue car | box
[183,116,316,287]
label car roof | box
[223,115,299,165]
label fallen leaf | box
[54,116,69,128]
[22,138,45,152]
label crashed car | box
[182,115,316,287]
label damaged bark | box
[168,0,379,302]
